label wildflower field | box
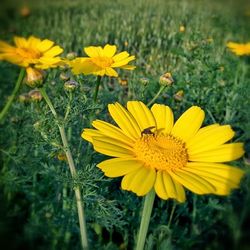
[0,0,250,249]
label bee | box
[141,126,155,136]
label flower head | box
[227,42,250,56]
[0,36,63,69]
[69,44,135,77]
[82,101,245,202]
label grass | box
[0,0,250,249]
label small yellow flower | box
[179,25,185,32]
[0,36,63,69]
[69,44,135,77]
[82,101,245,202]
[227,42,250,56]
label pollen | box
[134,133,188,170]
[91,56,114,68]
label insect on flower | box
[141,126,156,136]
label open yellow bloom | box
[227,42,250,56]
[82,101,245,202]
[0,36,63,69]
[69,44,135,77]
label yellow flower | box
[69,44,135,77]
[82,101,245,202]
[227,42,250,56]
[179,25,185,32]
[0,36,63,69]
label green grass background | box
[0,0,250,249]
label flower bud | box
[118,78,128,86]
[179,25,185,32]
[59,72,70,81]
[64,80,79,91]
[66,52,77,60]
[25,67,44,88]
[174,90,184,101]
[28,89,43,102]
[159,72,174,86]
[57,152,67,161]
[139,77,149,86]
[19,93,30,103]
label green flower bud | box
[139,77,149,86]
[64,80,79,91]
[159,72,174,86]
[66,52,77,60]
[59,72,70,81]
[25,67,45,88]
[28,89,43,102]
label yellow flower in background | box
[0,36,63,69]
[82,101,245,202]
[227,42,250,56]
[69,44,135,77]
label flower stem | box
[39,87,89,250]
[135,189,156,250]
[147,85,166,107]
[0,68,25,122]
[93,75,102,102]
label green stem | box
[135,189,156,250]
[93,76,102,102]
[39,87,89,250]
[0,68,25,122]
[167,201,176,228]
[147,85,166,107]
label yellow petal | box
[105,67,118,77]
[154,171,169,199]
[103,44,117,57]
[185,162,244,194]
[92,120,135,146]
[162,171,186,202]
[112,55,135,67]
[112,51,129,62]
[120,65,136,70]
[81,128,104,143]
[14,36,28,48]
[127,101,156,132]
[121,167,155,196]
[0,41,15,52]
[171,106,205,143]
[70,58,100,75]
[98,158,143,177]
[108,102,141,140]
[37,39,54,52]
[151,104,174,133]
[43,46,63,57]
[28,36,42,49]
[189,143,245,162]
[187,125,235,155]
[170,169,216,194]
[93,136,134,158]
[84,46,103,57]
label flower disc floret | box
[134,134,188,171]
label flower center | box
[16,47,41,59]
[134,133,188,170]
[91,57,114,68]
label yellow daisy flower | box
[0,36,63,69]
[227,42,250,56]
[69,44,135,77]
[82,101,245,202]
